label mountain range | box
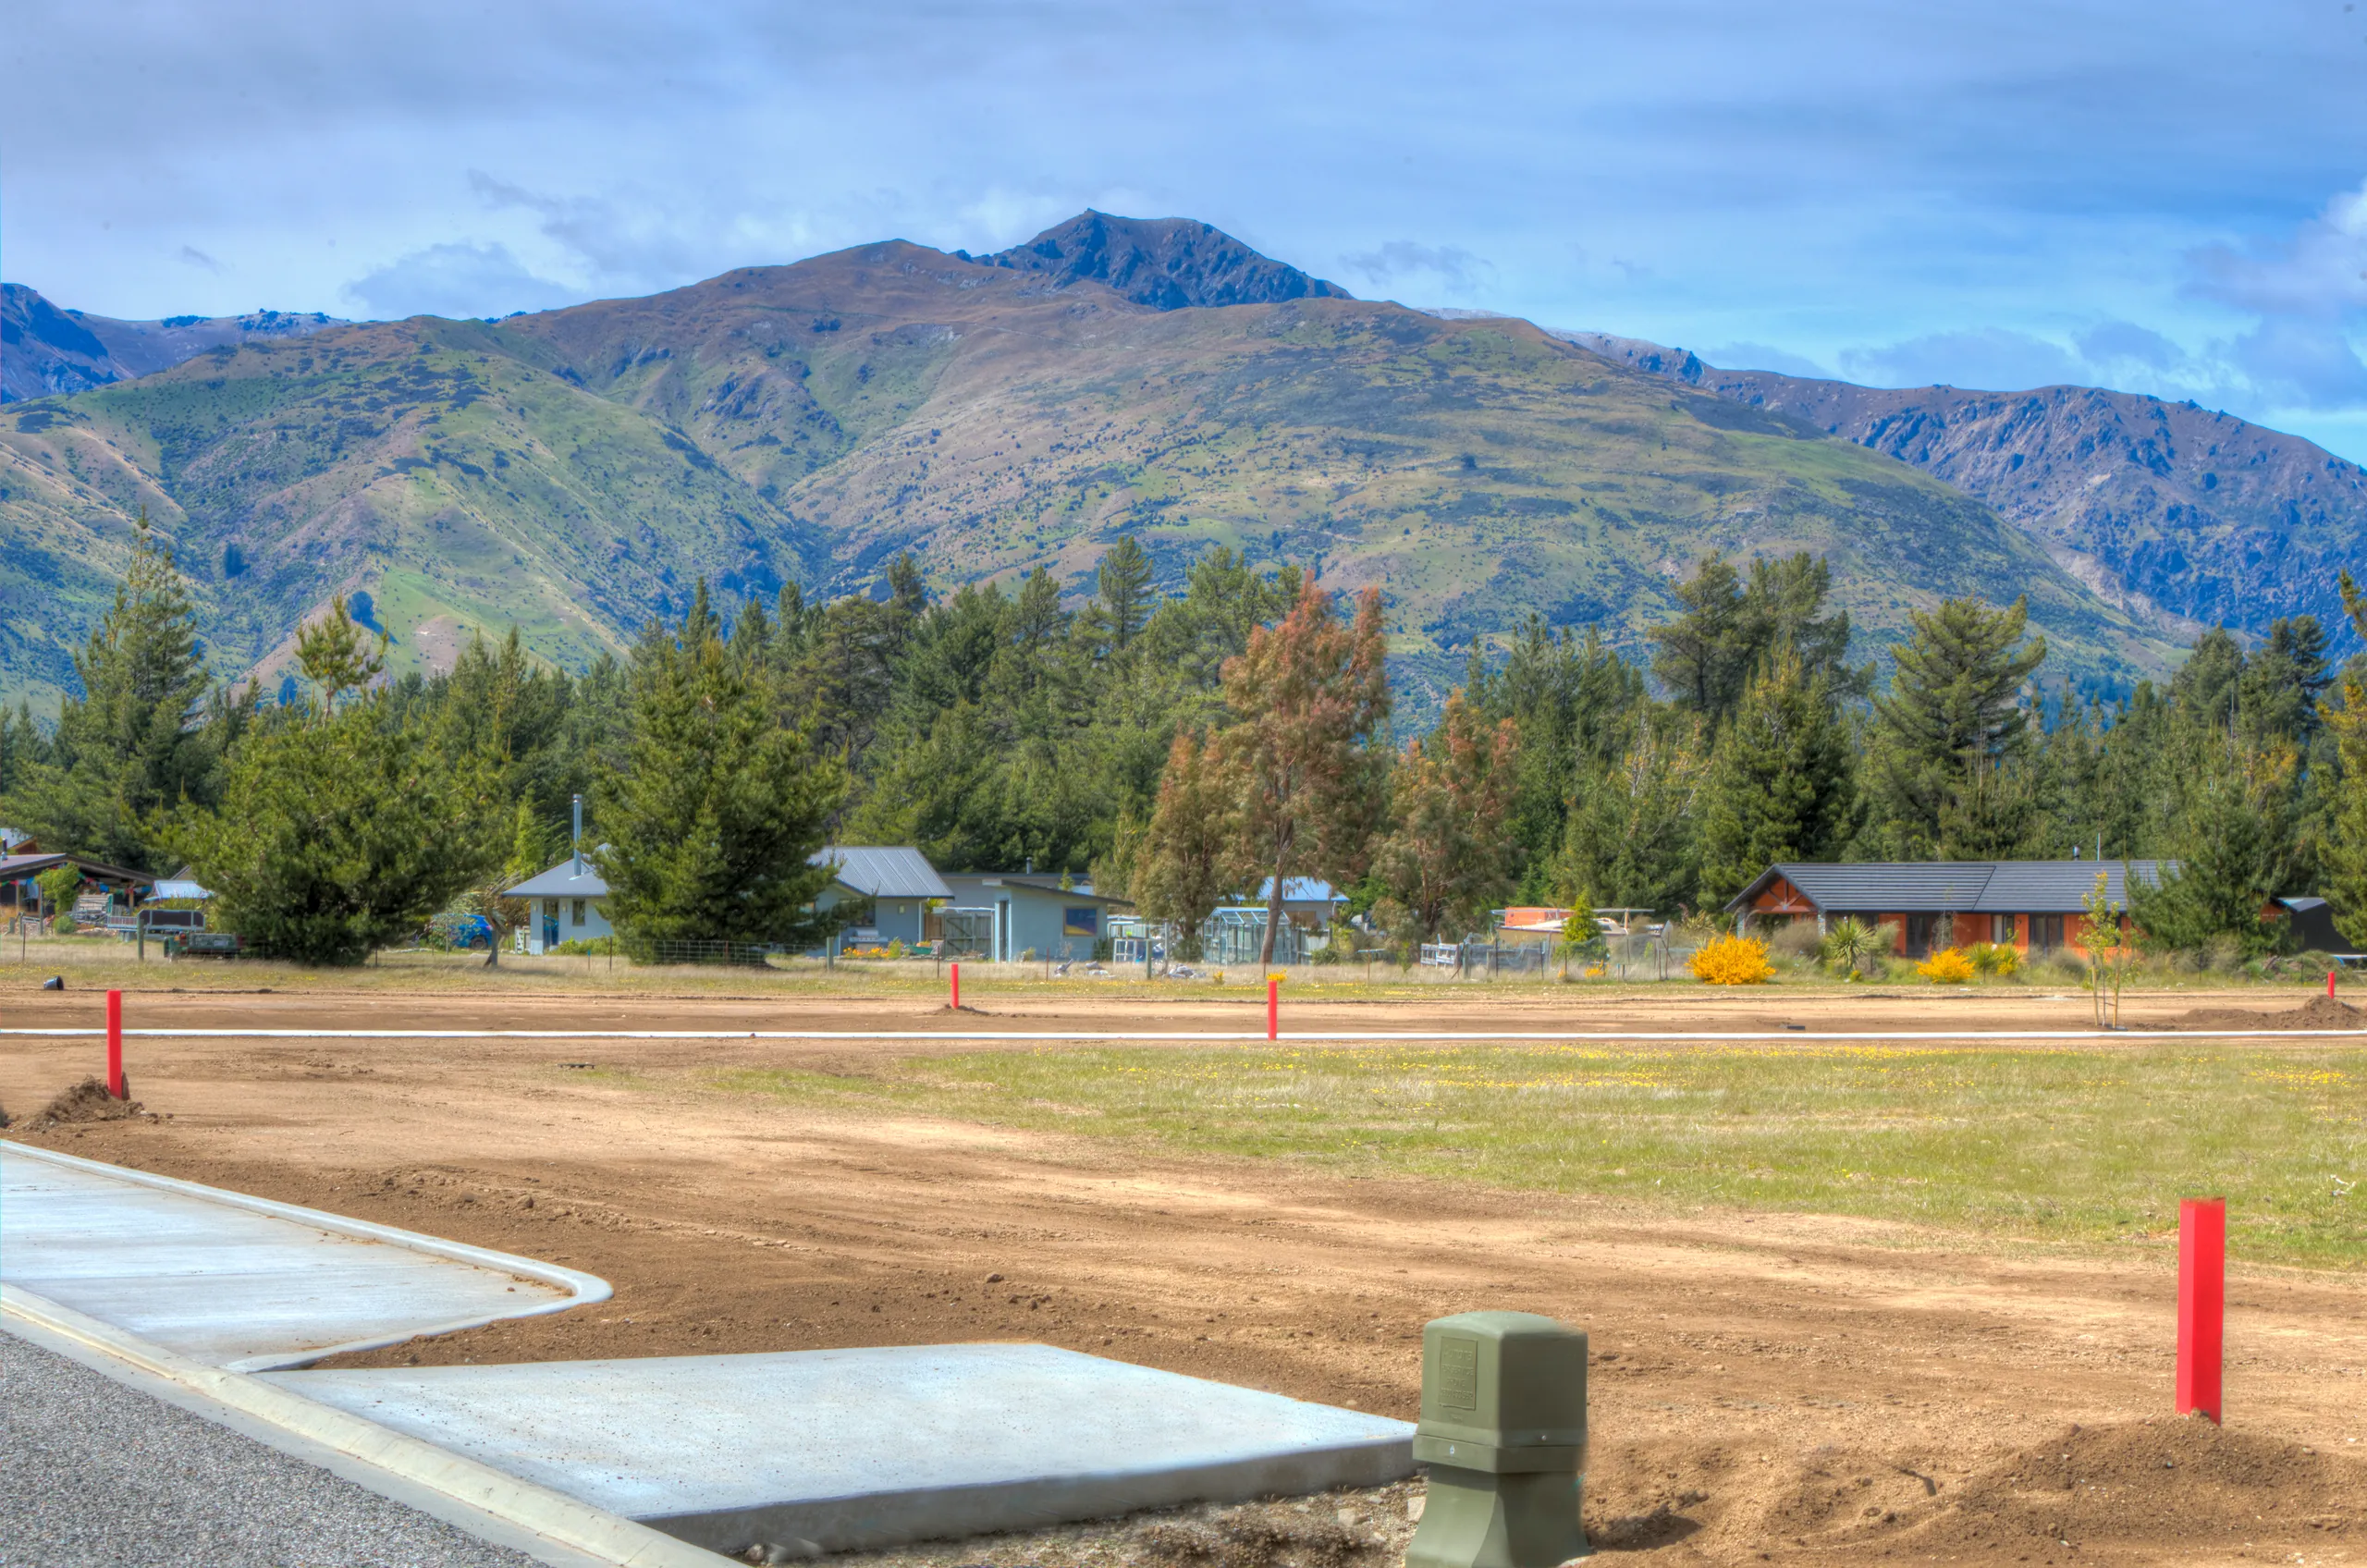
[3,282,345,402]
[3,212,2358,716]
[1564,331,2367,644]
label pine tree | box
[1559,706,1706,915]
[2130,743,2298,953]
[2320,575,2367,946]
[1651,552,1862,730]
[6,513,219,870]
[294,593,387,717]
[167,701,498,964]
[1371,692,1521,947]
[1695,649,1858,908]
[596,584,847,955]
[1087,536,1157,655]
[1216,582,1392,966]
[1651,553,1748,720]
[1867,595,2046,857]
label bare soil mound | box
[33,1075,144,1125]
[1781,1418,2361,1561]
[2178,994,2364,1032]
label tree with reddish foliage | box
[1217,580,1392,967]
[1372,692,1521,949]
[1134,729,1243,959]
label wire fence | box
[637,939,796,967]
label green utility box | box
[1404,1310,1590,1568]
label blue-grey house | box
[507,844,950,956]
[812,846,952,954]
[937,873,1135,962]
[507,853,612,953]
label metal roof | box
[1257,876,1345,902]
[938,873,1134,905]
[151,880,211,900]
[1728,860,2177,914]
[811,846,951,900]
[506,856,610,899]
[0,852,153,886]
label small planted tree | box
[2082,872,2138,1028]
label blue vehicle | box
[427,913,494,950]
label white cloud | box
[1702,341,1834,379]
[341,241,581,321]
[1839,328,2088,391]
[1340,241,1493,297]
[2189,179,2367,319]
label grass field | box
[709,1040,2367,1268]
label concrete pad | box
[270,1344,1417,1555]
[0,1145,607,1370]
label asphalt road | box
[0,1330,546,1568]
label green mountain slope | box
[2,318,821,707]
[2,218,2177,715]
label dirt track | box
[5,985,2363,1565]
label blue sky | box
[10,0,2367,458]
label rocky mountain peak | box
[971,211,1352,310]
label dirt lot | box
[5,982,2363,1566]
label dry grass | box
[708,1039,2367,1268]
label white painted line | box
[2,1286,735,1567]
[3,1026,2363,1042]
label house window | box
[1063,907,1099,937]
[545,899,559,918]
[571,900,586,925]
[2029,913,2064,952]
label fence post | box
[2177,1196,2226,1422]
[106,989,125,1098]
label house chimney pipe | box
[572,795,584,871]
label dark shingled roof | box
[1727,861,2176,915]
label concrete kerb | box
[4,1141,611,1371]
[1,1285,734,1568]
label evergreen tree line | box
[5,521,2364,965]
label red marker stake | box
[1267,976,1279,1041]
[950,962,960,1011]
[106,989,125,1099]
[2330,969,2338,999]
[2177,1196,2226,1423]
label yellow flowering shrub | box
[1688,933,1774,986]
[1918,947,1977,984]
